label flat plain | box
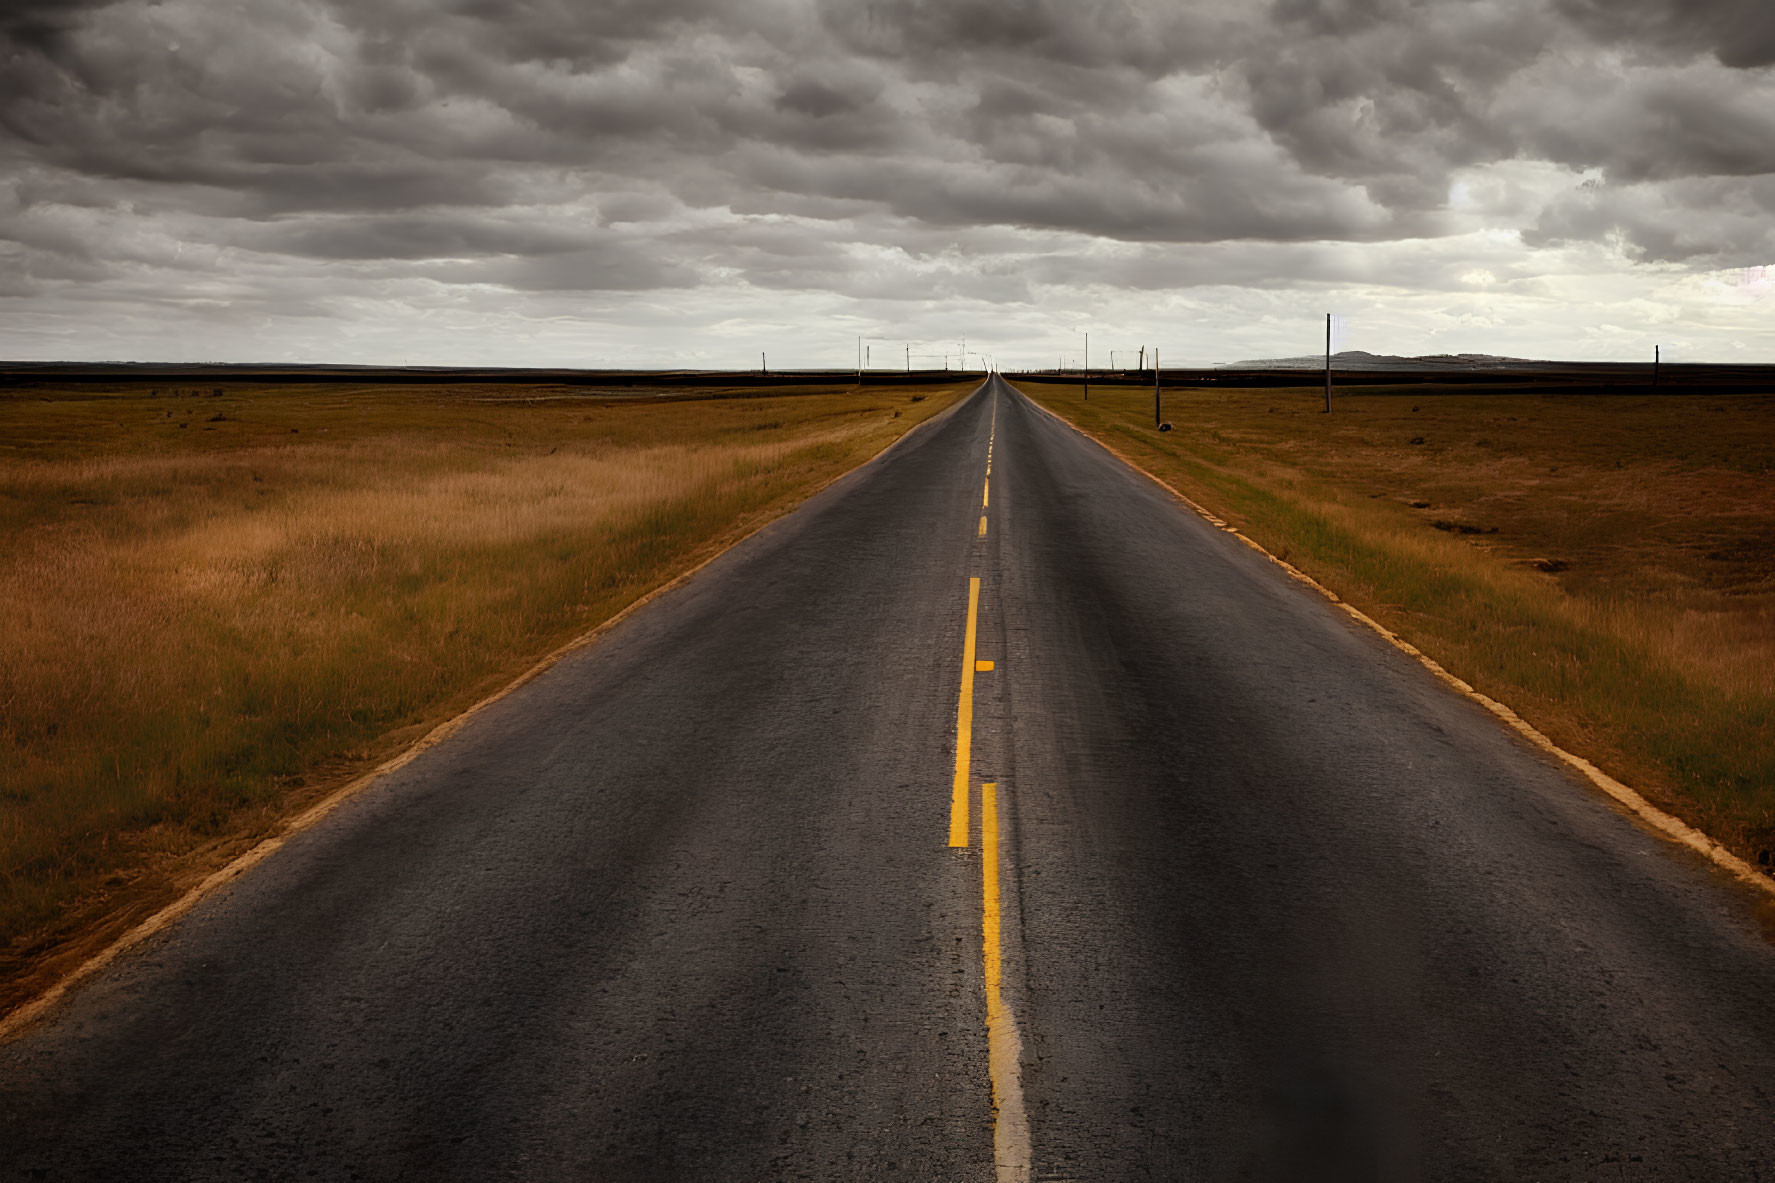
[8,377,1775,1179]
[0,377,970,1011]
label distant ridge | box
[1225,350,1545,371]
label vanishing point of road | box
[5,377,1775,1180]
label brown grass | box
[1015,379,1775,875]
[0,379,970,1008]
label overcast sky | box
[3,0,1772,368]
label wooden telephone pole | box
[1153,348,1162,427]
[1323,314,1333,413]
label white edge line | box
[0,381,989,1044]
[1014,385,1775,903]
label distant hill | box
[1225,350,1545,371]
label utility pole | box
[761,351,766,374]
[1084,331,1090,400]
[1653,344,1660,389]
[1139,345,1145,371]
[1154,347,1162,427]
[1323,313,1332,414]
[866,345,871,369]
[906,344,910,372]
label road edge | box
[0,380,988,1044]
[1013,386,1775,903]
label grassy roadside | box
[1014,379,1775,877]
[0,378,972,1009]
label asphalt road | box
[6,375,1775,1180]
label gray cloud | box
[247,213,604,261]
[1524,174,1775,264]
[0,0,1771,364]
[0,0,121,61]
[449,243,701,292]
[1557,0,1775,69]
[1507,66,1775,184]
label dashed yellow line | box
[982,782,1030,1179]
[984,391,997,510]
[964,382,1031,1179]
[948,577,981,848]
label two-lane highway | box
[5,376,1775,1180]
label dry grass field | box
[0,378,970,1007]
[1017,379,1775,877]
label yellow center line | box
[985,388,997,501]
[948,576,981,848]
[966,386,1031,1176]
[982,782,1031,1179]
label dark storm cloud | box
[1510,71,1775,183]
[1557,0,1775,69]
[250,213,601,261]
[0,0,120,60]
[1,0,1772,325]
[1238,1,1536,187]
[1524,175,1775,263]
